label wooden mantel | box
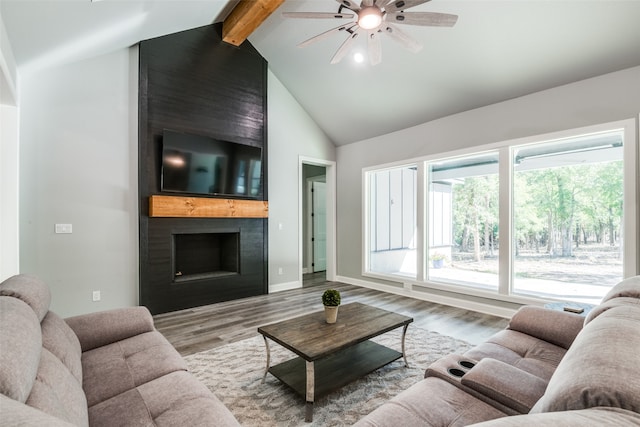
[149,195,268,218]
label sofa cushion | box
[507,306,583,349]
[41,311,83,383]
[0,274,51,321]
[82,330,187,406]
[464,329,565,381]
[353,377,508,427]
[584,296,640,325]
[66,306,156,352]
[88,371,240,427]
[25,348,89,427]
[0,394,76,427]
[532,305,640,413]
[0,297,42,403]
[469,407,640,426]
[600,275,640,302]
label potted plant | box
[430,252,446,269]
[322,289,341,324]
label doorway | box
[300,158,336,288]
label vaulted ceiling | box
[2,0,640,146]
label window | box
[367,165,417,278]
[364,121,637,305]
[428,152,499,290]
[512,131,624,303]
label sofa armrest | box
[65,307,155,352]
[461,358,547,414]
[507,306,584,349]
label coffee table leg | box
[305,361,315,422]
[401,324,410,368]
[261,336,271,384]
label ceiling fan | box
[282,0,458,65]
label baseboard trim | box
[269,281,301,293]
[336,275,517,319]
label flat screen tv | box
[161,130,263,199]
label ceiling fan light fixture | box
[358,7,383,30]
[284,1,459,64]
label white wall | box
[267,70,336,290]
[0,10,19,281]
[19,48,139,317]
[336,66,640,312]
[1,104,19,280]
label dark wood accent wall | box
[138,23,268,314]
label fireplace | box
[173,231,239,282]
[141,217,267,314]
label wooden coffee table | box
[257,302,413,422]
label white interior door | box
[312,181,327,272]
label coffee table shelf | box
[269,340,402,398]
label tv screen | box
[161,130,263,199]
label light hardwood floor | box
[154,275,510,356]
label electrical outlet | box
[92,291,101,302]
[278,267,283,275]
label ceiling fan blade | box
[387,11,458,26]
[362,0,375,6]
[381,23,422,53]
[283,12,355,19]
[334,0,360,12]
[374,0,390,7]
[297,23,354,48]
[331,27,362,64]
[367,30,382,65]
[384,0,431,13]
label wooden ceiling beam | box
[222,0,285,46]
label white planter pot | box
[324,305,339,324]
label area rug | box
[184,327,472,426]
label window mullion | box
[498,147,512,296]
[416,163,426,282]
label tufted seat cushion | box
[88,371,240,427]
[81,330,187,407]
[353,377,507,427]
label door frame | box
[299,156,337,283]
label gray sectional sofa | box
[355,276,640,426]
[0,274,240,426]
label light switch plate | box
[55,224,72,234]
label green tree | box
[452,175,499,261]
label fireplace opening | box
[172,231,239,283]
